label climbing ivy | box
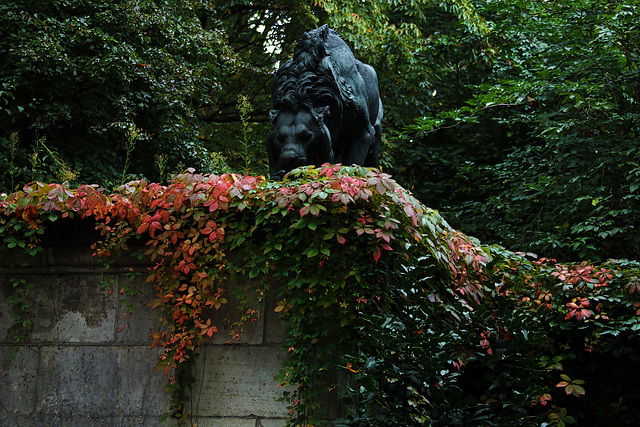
[1,165,639,425]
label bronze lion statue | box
[266,25,383,180]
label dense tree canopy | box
[397,0,640,261]
[0,0,233,185]
[1,0,639,260]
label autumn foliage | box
[1,165,640,425]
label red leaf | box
[372,246,381,262]
[208,201,219,212]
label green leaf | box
[303,248,319,258]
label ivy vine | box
[2,164,640,425]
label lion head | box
[266,106,332,180]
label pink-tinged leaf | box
[340,193,352,205]
[137,223,149,234]
[576,310,592,321]
[43,200,57,211]
[337,235,346,244]
[300,206,310,217]
[403,204,417,224]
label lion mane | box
[271,27,350,118]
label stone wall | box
[0,245,289,427]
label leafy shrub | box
[1,166,639,425]
[338,250,640,426]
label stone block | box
[257,419,289,427]
[46,246,99,271]
[204,303,265,345]
[191,346,289,418]
[0,345,39,416]
[0,243,301,425]
[0,414,174,427]
[0,272,118,344]
[189,417,289,427]
[44,244,152,273]
[36,346,168,417]
[191,418,259,427]
[115,275,161,345]
[263,289,286,344]
[204,277,266,345]
[0,278,13,342]
[27,274,118,343]
[0,249,46,269]
[115,347,169,415]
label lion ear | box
[269,109,279,127]
[312,106,330,125]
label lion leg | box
[343,124,374,166]
[364,136,379,167]
[364,118,382,167]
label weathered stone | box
[191,345,289,417]
[257,419,290,427]
[204,277,266,345]
[46,246,100,271]
[0,249,46,269]
[115,275,161,345]
[30,275,118,343]
[192,418,262,427]
[0,274,118,343]
[192,417,289,427]
[36,346,167,417]
[0,245,291,425]
[0,345,39,416]
[0,414,172,426]
[263,289,286,344]
[0,281,13,341]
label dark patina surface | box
[266,25,383,180]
